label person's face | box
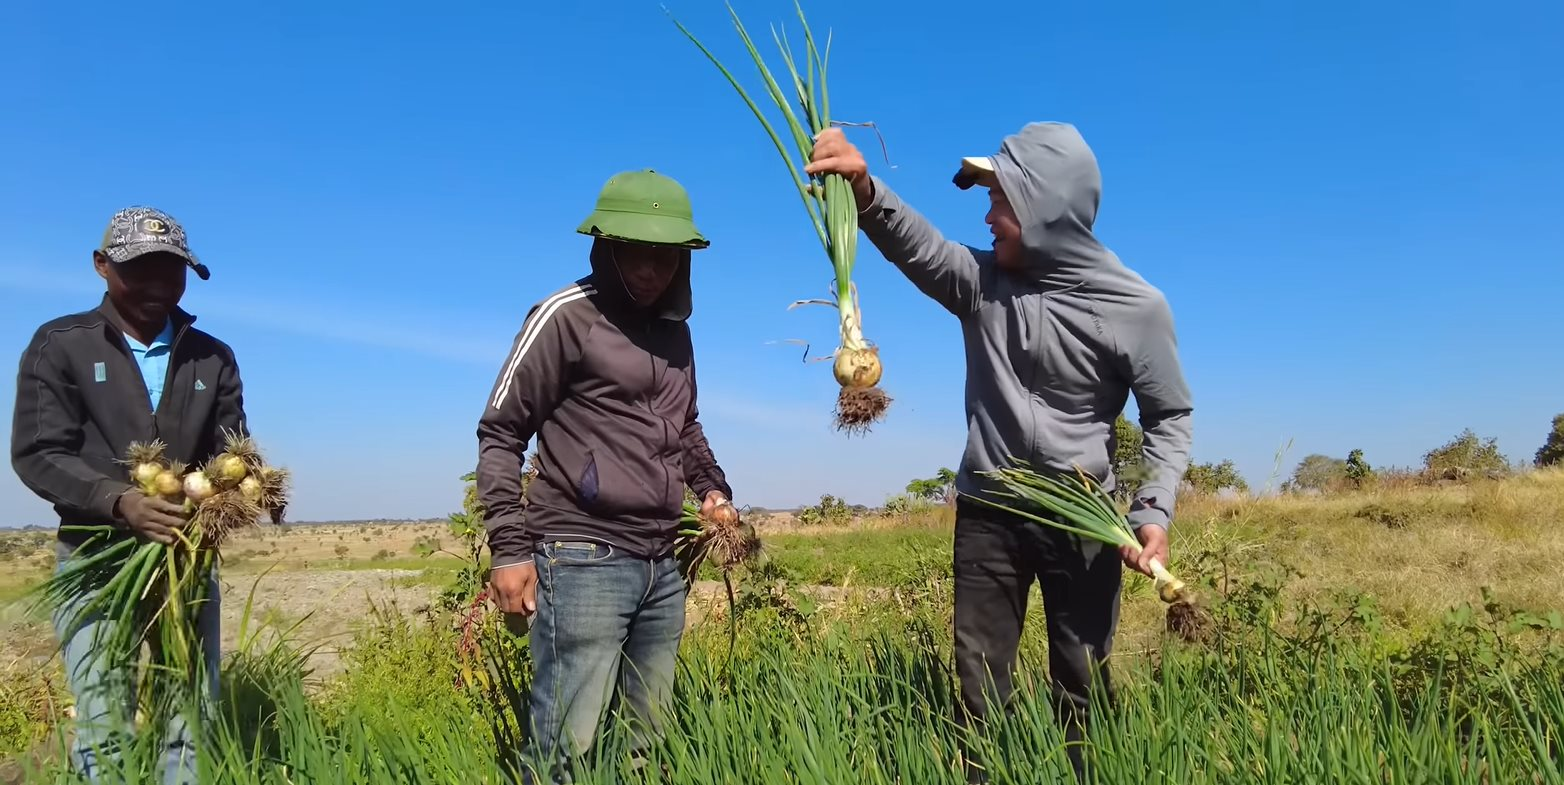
[612,241,682,305]
[985,186,1024,272]
[95,251,187,326]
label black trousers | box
[953,499,1123,781]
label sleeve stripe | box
[491,285,595,409]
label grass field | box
[1,471,1561,783]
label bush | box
[1287,454,1349,493]
[1183,459,1248,495]
[1423,429,1510,479]
[1345,448,1375,488]
[797,494,852,526]
[881,494,933,518]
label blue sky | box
[3,0,1560,526]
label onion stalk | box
[669,0,892,434]
[966,461,1194,605]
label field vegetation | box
[0,423,1562,783]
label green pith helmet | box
[576,169,710,250]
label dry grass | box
[1147,467,1564,640]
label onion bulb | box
[132,462,163,489]
[153,471,182,499]
[183,471,216,503]
[212,454,248,484]
[239,475,263,504]
[710,499,740,527]
[833,347,883,389]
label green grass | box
[5,579,1562,784]
[6,473,1564,782]
[725,526,950,586]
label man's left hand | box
[1119,524,1169,578]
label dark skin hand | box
[115,490,190,545]
[94,251,187,344]
[490,561,538,615]
[1120,524,1170,578]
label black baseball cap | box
[98,206,210,280]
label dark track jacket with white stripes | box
[476,241,731,568]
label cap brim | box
[952,156,999,190]
[103,242,209,280]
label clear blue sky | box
[3,0,1560,526]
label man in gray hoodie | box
[808,122,1193,779]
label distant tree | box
[1345,449,1376,488]
[1535,413,1564,468]
[1183,459,1249,495]
[905,468,957,505]
[1288,454,1349,492]
[1423,429,1509,478]
[1111,414,1146,500]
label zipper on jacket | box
[641,322,674,511]
[152,321,195,440]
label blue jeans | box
[52,541,222,785]
[523,540,686,783]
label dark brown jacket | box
[476,243,729,567]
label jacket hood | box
[587,239,693,322]
[987,122,1120,289]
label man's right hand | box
[116,490,189,545]
[805,128,874,208]
[489,561,538,615]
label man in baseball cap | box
[13,204,246,783]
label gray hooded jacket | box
[857,121,1193,530]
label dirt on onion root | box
[833,386,892,435]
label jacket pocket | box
[577,450,601,507]
[575,443,661,518]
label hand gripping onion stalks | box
[669,1,893,435]
[675,498,760,584]
[30,428,291,738]
[967,460,1199,607]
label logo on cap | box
[141,218,168,234]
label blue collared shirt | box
[124,320,175,411]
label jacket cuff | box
[485,516,535,567]
[90,480,135,522]
[857,176,893,222]
[693,480,733,504]
[1127,485,1175,531]
[490,554,535,570]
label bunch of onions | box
[968,461,1195,606]
[675,496,761,673]
[31,428,290,737]
[675,497,759,584]
[670,1,892,434]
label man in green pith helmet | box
[476,169,737,782]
